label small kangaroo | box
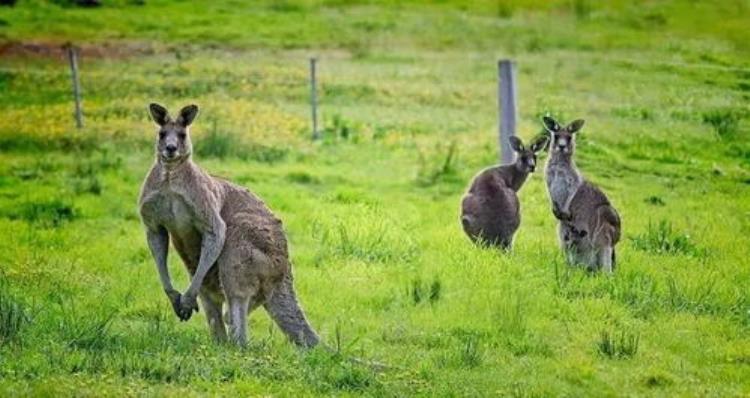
[138,103,319,347]
[542,116,621,272]
[461,135,549,249]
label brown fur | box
[139,103,319,347]
[542,116,621,273]
[460,135,548,249]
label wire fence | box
[2,48,747,161]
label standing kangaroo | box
[138,103,319,347]
[542,116,621,273]
[461,135,549,249]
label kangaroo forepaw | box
[552,204,572,221]
[172,292,199,321]
[569,226,587,238]
[166,289,182,316]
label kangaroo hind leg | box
[200,292,227,343]
[599,246,614,274]
[226,295,253,346]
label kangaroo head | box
[509,135,549,173]
[542,116,584,156]
[148,103,199,165]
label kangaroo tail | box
[265,271,320,348]
[264,271,398,372]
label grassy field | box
[1,0,749,396]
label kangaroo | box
[542,116,621,273]
[138,103,319,347]
[460,135,549,249]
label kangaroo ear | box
[542,116,561,133]
[567,119,585,133]
[177,104,199,127]
[509,136,524,152]
[149,103,170,126]
[530,134,550,153]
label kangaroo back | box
[598,203,621,244]
[264,271,320,348]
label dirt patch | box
[0,40,158,59]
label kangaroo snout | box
[555,143,570,154]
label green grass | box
[0,0,749,396]
[597,329,640,359]
[0,283,30,346]
[629,219,702,256]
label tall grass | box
[408,277,442,305]
[0,286,29,346]
[195,120,288,163]
[629,220,702,256]
[416,142,461,187]
[59,308,117,351]
[702,108,746,138]
[313,216,419,265]
[3,199,77,226]
[597,329,640,359]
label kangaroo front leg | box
[145,226,182,312]
[552,201,572,222]
[177,213,226,321]
[555,182,582,221]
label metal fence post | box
[498,59,517,164]
[310,57,319,140]
[66,45,83,129]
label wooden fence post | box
[310,57,319,140]
[498,59,517,164]
[66,45,83,129]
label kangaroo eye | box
[159,131,166,139]
[178,133,186,140]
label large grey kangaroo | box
[138,103,319,347]
[460,135,548,249]
[542,116,621,273]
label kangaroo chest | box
[546,162,581,208]
[143,187,203,267]
[164,193,196,232]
